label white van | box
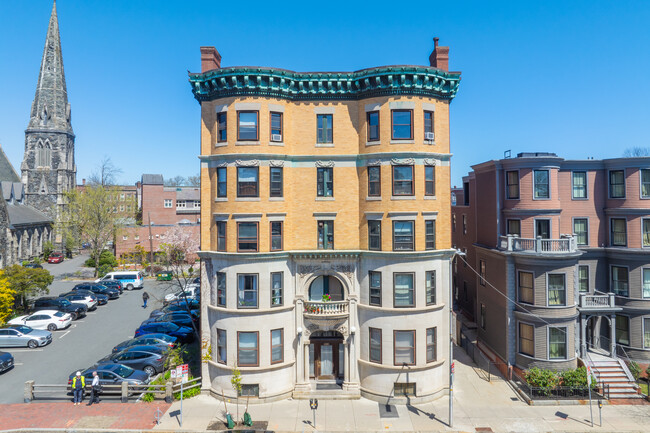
[96,271,144,290]
[164,285,200,304]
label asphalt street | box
[0,256,178,403]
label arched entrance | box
[308,275,344,301]
[585,315,613,356]
[309,330,344,381]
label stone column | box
[343,339,350,384]
[610,314,617,358]
[580,315,587,358]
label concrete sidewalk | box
[154,347,650,432]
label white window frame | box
[640,168,650,199]
[643,317,650,348]
[642,268,650,299]
[642,218,650,248]
[547,326,568,360]
[578,264,590,293]
[532,169,550,200]
[164,199,173,208]
[546,272,567,307]
[571,171,588,199]
[572,217,589,246]
[176,200,186,209]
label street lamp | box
[449,249,465,428]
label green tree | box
[4,265,53,311]
[0,271,16,324]
[58,185,126,277]
[231,364,242,424]
[42,241,54,260]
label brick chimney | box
[429,37,449,72]
[200,46,222,73]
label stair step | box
[608,393,643,399]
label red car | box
[48,252,64,264]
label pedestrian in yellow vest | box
[72,371,85,405]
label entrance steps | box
[292,380,360,400]
[591,360,642,399]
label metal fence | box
[459,330,495,382]
[512,372,609,401]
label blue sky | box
[0,0,649,187]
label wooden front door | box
[310,339,341,379]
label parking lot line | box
[59,330,71,339]
[7,349,44,353]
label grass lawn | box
[637,380,649,396]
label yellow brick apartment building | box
[190,40,461,403]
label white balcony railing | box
[304,300,348,315]
[579,293,616,309]
[499,235,578,254]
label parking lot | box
[0,257,177,404]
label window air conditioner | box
[425,132,435,141]
[271,134,283,142]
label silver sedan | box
[0,325,52,348]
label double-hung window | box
[317,114,333,144]
[611,266,629,296]
[367,111,379,141]
[549,327,567,359]
[392,165,414,196]
[642,169,650,198]
[578,266,589,292]
[368,220,381,250]
[572,171,587,198]
[369,271,381,306]
[425,271,436,305]
[368,166,381,196]
[237,167,259,197]
[426,327,437,362]
[216,221,226,251]
[519,323,534,356]
[270,112,283,142]
[392,221,414,250]
[394,273,414,307]
[643,219,650,247]
[391,110,413,140]
[609,170,625,198]
[217,112,227,142]
[643,268,650,298]
[394,330,415,365]
[506,171,519,199]
[507,219,521,236]
[271,272,283,306]
[271,329,283,363]
[616,316,630,346]
[610,218,627,246]
[425,166,435,196]
[164,199,172,208]
[317,167,333,197]
[424,111,434,139]
[645,318,650,348]
[217,329,227,364]
[237,222,258,252]
[237,331,259,366]
[216,272,226,306]
[237,111,258,141]
[369,328,382,363]
[216,167,227,198]
[547,274,566,306]
[317,220,334,249]
[425,220,436,250]
[237,274,258,308]
[270,167,283,197]
[533,170,549,199]
[270,221,283,251]
[573,218,588,245]
[518,271,534,304]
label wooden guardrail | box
[24,380,180,403]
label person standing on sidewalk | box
[87,371,100,405]
[72,372,85,405]
[142,291,149,308]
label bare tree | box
[186,173,200,187]
[164,176,186,187]
[87,156,123,186]
[623,147,650,157]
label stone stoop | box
[292,380,361,400]
[592,360,642,399]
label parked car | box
[73,283,119,300]
[0,325,52,348]
[47,252,64,264]
[67,363,150,391]
[98,345,168,376]
[99,280,123,294]
[141,312,197,329]
[60,292,98,311]
[32,297,87,320]
[0,351,14,373]
[164,286,200,305]
[8,310,72,331]
[112,334,177,353]
[23,263,43,269]
[134,322,194,343]
[151,298,200,316]
[96,271,144,290]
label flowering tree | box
[160,225,200,338]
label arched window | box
[36,141,51,167]
[308,276,344,301]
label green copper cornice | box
[189,65,461,102]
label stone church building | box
[0,1,76,266]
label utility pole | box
[148,212,154,268]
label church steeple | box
[27,0,72,132]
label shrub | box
[525,367,560,389]
[97,264,113,278]
[85,250,118,268]
[42,241,54,260]
[560,366,589,387]
[628,360,641,381]
[645,365,650,380]
[173,383,200,400]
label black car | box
[112,334,177,353]
[32,297,87,320]
[0,351,14,373]
[98,345,168,376]
[134,322,194,343]
[73,283,119,300]
[142,312,197,329]
[99,280,123,294]
[68,363,150,392]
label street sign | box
[170,369,177,379]
[179,363,189,383]
[451,362,455,373]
